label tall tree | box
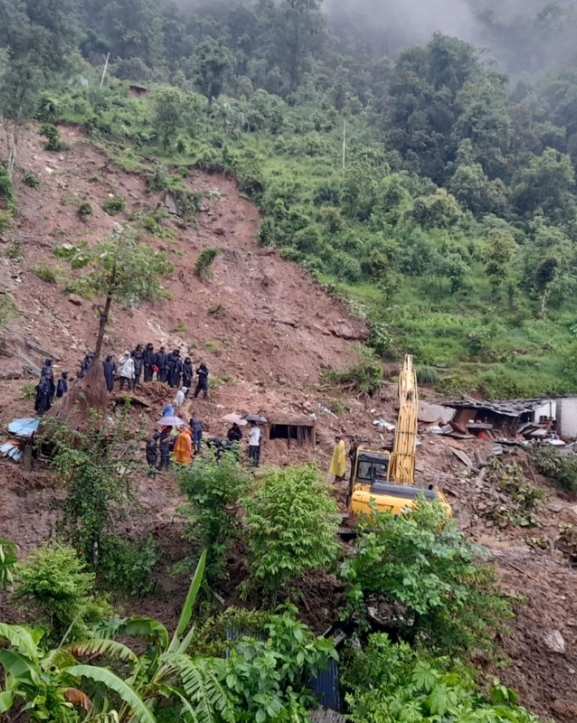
[55,231,172,361]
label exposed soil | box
[1,126,577,721]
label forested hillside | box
[5,3,577,723]
[4,0,577,397]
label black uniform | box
[146,433,160,471]
[40,359,55,399]
[155,348,168,383]
[182,358,194,390]
[103,357,116,392]
[143,343,155,382]
[227,425,243,442]
[80,353,94,378]
[194,363,209,399]
[158,430,172,471]
[56,373,68,398]
[132,348,144,386]
[34,378,52,415]
[167,351,183,389]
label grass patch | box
[102,195,127,216]
[33,265,58,284]
[195,248,220,281]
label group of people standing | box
[101,344,210,398]
[145,417,263,472]
[34,359,69,415]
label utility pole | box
[342,120,346,172]
[100,53,110,88]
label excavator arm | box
[388,354,418,484]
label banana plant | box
[0,540,17,590]
[0,622,153,723]
[71,550,234,723]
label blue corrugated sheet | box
[8,418,39,438]
[310,659,341,712]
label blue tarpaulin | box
[0,443,22,462]
[7,418,40,439]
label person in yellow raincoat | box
[173,427,192,465]
[329,434,347,483]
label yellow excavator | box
[347,354,452,518]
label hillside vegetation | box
[3,1,577,396]
[3,2,577,722]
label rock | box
[451,448,473,467]
[329,322,369,342]
[544,631,566,654]
[418,401,455,424]
[68,294,83,306]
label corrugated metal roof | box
[311,659,341,712]
[445,396,550,417]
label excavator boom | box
[389,354,418,484]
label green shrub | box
[39,124,69,152]
[148,164,170,193]
[33,265,58,284]
[243,464,340,598]
[0,292,18,328]
[532,448,577,494]
[100,535,157,597]
[102,195,127,215]
[77,201,93,221]
[14,543,110,641]
[322,360,383,396]
[343,634,539,723]
[0,211,13,232]
[195,247,220,280]
[340,501,512,656]
[21,383,37,401]
[176,452,250,583]
[23,171,41,190]
[416,366,440,385]
[0,165,15,209]
[142,214,162,235]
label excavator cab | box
[348,355,452,519]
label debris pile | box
[419,396,566,446]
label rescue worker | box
[132,345,144,387]
[80,351,94,378]
[34,375,52,415]
[143,343,155,382]
[146,432,160,473]
[40,358,55,399]
[155,346,168,383]
[329,434,347,483]
[56,371,69,398]
[167,349,183,388]
[102,355,116,393]
[227,423,243,442]
[182,356,194,391]
[194,362,209,399]
[158,427,173,471]
[190,414,203,453]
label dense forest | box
[3,0,577,395]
